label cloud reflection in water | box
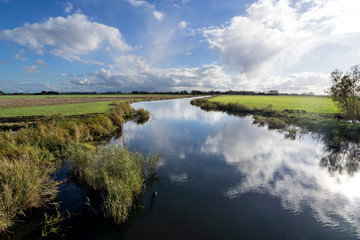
[201,116,360,235]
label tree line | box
[328,65,360,123]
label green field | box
[0,94,156,99]
[0,101,115,117]
[210,95,340,113]
[0,94,189,118]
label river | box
[60,97,360,239]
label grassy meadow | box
[0,94,190,119]
[210,95,339,113]
[192,96,360,145]
[0,101,115,118]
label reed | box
[0,102,153,233]
[67,143,159,224]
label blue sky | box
[1,0,360,94]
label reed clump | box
[0,150,58,232]
[67,143,159,224]
[0,102,153,233]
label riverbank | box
[0,101,157,238]
[210,95,339,113]
[191,96,360,146]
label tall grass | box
[0,148,58,232]
[0,102,153,233]
[67,143,159,224]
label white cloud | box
[178,21,189,29]
[64,2,73,13]
[0,14,131,62]
[22,65,40,74]
[184,52,192,56]
[259,72,330,94]
[203,0,360,91]
[70,55,232,92]
[14,49,27,61]
[124,0,148,7]
[153,11,164,21]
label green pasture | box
[210,95,340,114]
[0,94,136,99]
[0,101,116,117]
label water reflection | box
[320,143,360,174]
[121,97,360,239]
[201,115,360,235]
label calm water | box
[58,97,360,239]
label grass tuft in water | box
[67,143,159,224]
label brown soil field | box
[0,97,145,109]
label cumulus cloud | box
[153,11,164,21]
[22,65,40,74]
[258,72,330,94]
[0,14,131,62]
[178,21,189,29]
[70,55,232,91]
[203,0,360,90]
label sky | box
[0,0,360,94]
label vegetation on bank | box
[192,97,360,145]
[0,101,154,236]
[0,94,190,119]
[328,65,360,123]
[210,95,339,114]
[0,94,188,99]
[0,101,116,118]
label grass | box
[192,96,360,145]
[0,94,175,99]
[0,94,190,119]
[0,101,115,118]
[210,95,340,113]
[67,143,158,224]
[0,101,155,234]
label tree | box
[269,90,279,95]
[328,65,360,123]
